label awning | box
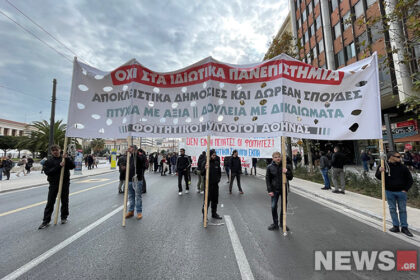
[394,133,420,143]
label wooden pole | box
[203,135,211,228]
[122,136,132,227]
[379,139,386,232]
[281,136,287,233]
[53,137,69,225]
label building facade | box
[267,0,420,161]
[0,118,32,137]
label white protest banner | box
[179,137,280,159]
[66,53,382,140]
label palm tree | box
[90,138,105,154]
[18,120,66,157]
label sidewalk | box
[255,167,420,235]
[0,163,118,193]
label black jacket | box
[44,156,75,185]
[223,156,231,168]
[176,154,191,172]
[117,155,127,181]
[229,156,242,174]
[197,153,206,171]
[331,152,346,169]
[266,161,293,193]
[319,155,330,169]
[201,158,221,185]
[375,162,413,192]
[128,152,147,181]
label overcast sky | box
[0,0,288,124]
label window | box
[300,37,304,47]
[331,0,339,11]
[310,24,315,38]
[315,15,321,30]
[304,30,309,43]
[307,53,312,64]
[367,0,376,7]
[354,1,364,18]
[318,39,324,53]
[313,47,318,59]
[302,8,307,22]
[370,21,382,42]
[336,50,345,67]
[297,19,301,29]
[342,11,351,30]
[334,23,341,39]
[356,31,368,52]
[314,0,319,6]
[378,57,391,88]
[345,43,356,60]
[308,1,313,14]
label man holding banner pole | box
[266,151,293,231]
[38,144,75,229]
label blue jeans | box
[362,161,368,172]
[128,180,143,213]
[386,190,408,228]
[271,191,287,226]
[320,168,330,188]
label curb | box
[255,169,420,236]
[0,170,117,194]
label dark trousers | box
[202,184,219,216]
[271,191,288,226]
[43,182,70,223]
[229,172,242,192]
[178,170,189,192]
[251,166,256,175]
[4,169,10,180]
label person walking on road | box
[38,144,75,229]
[223,155,231,183]
[266,151,293,231]
[229,150,243,194]
[331,146,347,194]
[176,148,191,195]
[0,156,5,180]
[16,156,27,177]
[117,152,127,194]
[202,149,222,220]
[360,150,369,174]
[25,156,34,174]
[2,155,13,180]
[125,146,147,220]
[319,151,331,190]
[251,158,257,175]
[196,151,206,193]
[375,152,414,237]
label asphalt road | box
[0,170,418,279]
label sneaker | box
[200,191,204,194]
[38,222,49,229]
[185,190,189,194]
[268,224,279,231]
[239,191,244,194]
[212,214,223,220]
[125,211,134,219]
[401,227,413,237]
[389,226,400,233]
[178,192,182,196]
[321,187,331,190]
[332,190,340,193]
[136,213,143,220]
[61,219,67,224]
[339,190,345,194]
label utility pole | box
[48,79,57,157]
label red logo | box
[397,251,417,271]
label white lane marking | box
[224,215,255,280]
[1,206,123,280]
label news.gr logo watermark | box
[314,250,417,271]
